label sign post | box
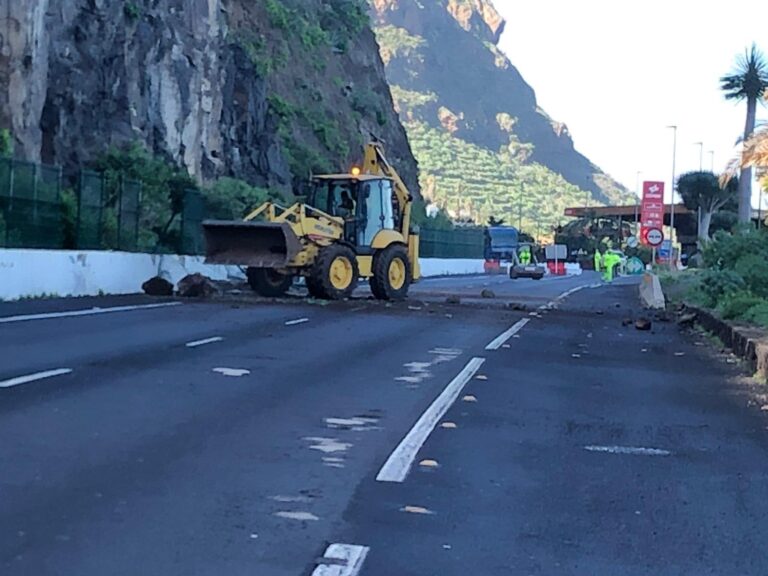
[640,181,665,245]
[644,227,664,267]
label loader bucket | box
[202,220,302,268]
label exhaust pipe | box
[203,220,302,268]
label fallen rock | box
[446,295,461,305]
[635,318,653,331]
[677,312,698,326]
[507,302,527,311]
[142,276,174,296]
[480,289,496,299]
[177,273,220,298]
[622,317,634,327]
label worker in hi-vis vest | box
[594,248,603,274]
[603,251,621,282]
[519,245,532,265]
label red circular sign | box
[645,227,664,247]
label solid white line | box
[0,302,182,324]
[312,544,370,576]
[285,318,310,326]
[0,368,73,389]
[584,445,672,456]
[485,319,530,351]
[377,357,485,483]
[185,336,224,348]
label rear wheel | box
[247,267,293,297]
[310,244,359,300]
[370,245,411,301]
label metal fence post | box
[117,175,123,250]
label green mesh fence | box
[420,227,485,259]
[0,158,64,248]
[181,189,205,255]
[77,170,104,249]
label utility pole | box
[667,125,678,269]
[518,182,524,230]
[708,150,715,172]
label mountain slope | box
[371,0,630,231]
[0,0,418,195]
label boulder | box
[481,289,496,299]
[177,273,220,298]
[142,276,174,296]
[635,318,653,331]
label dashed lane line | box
[0,302,182,324]
[0,368,73,389]
[485,318,530,351]
[584,445,672,456]
[376,357,485,483]
[312,544,370,576]
[285,318,310,326]
[185,336,224,348]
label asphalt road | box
[1,274,767,575]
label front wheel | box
[247,268,294,297]
[370,245,411,301]
[310,244,359,300]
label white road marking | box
[285,317,310,326]
[0,368,73,389]
[273,511,319,521]
[584,445,672,456]
[212,367,251,377]
[401,505,434,515]
[270,495,312,503]
[376,357,485,483]
[304,437,352,454]
[312,544,370,576]
[485,319,530,350]
[0,302,181,324]
[185,336,223,348]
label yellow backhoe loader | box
[203,142,420,300]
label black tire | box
[533,273,544,281]
[247,267,293,297]
[370,245,411,301]
[310,244,359,300]
[510,268,519,280]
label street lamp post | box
[695,142,703,171]
[708,151,715,172]
[634,171,642,232]
[666,125,678,269]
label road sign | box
[641,181,665,244]
[645,227,664,247]
[626,256,645,275]
[626,236,639,249]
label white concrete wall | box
[418,258,486,278]
[0,249,487,301]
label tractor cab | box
[308,174,398,249]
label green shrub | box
[742,302,768,327]
[694,268,746,308]
[265,0,292,30]
[123,1,142,20]
[203,178,285,220]
[719,291,765,319]
[0,128,13,157]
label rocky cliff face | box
[372,0,627,209]
[0,0,418,194]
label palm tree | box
[720,44,768,223]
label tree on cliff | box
[720,44,768,223]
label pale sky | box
[497,0,768,207]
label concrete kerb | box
[685,304,768,384]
